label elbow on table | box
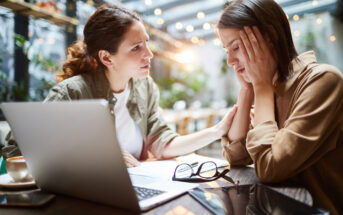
[254,162,290,183]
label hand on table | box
[122,150,140,168]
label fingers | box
[252,26,268,55]
[243,26,261,57]
[238,40,249,65]
[239,29,255,61]
[122,151,140,168]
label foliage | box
[0,34,58,102]
[157,67,207,109]
[296,15,327,62]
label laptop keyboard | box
[134,186,165,201]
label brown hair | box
[217,0,298,82]
[57,4,140,82]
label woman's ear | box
[98,50,113,67]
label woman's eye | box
[232,46,239,51]
[132,45,140,51]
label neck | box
[104,69,130,93]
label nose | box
[227,52,236,67]
[144,44,154,60]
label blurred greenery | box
[297,15,327,63]
[157,67,207,109]
[0,34,57,103]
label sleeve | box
[145,77,179,159]
[44,84,73,102]
[246,71,343,182]
[221,136,253,166]
[1,83,74,159]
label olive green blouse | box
[2,71,178,160]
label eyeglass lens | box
[198,162,217,178]
[175,161,218,179]
[175,163,193,178]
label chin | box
[242,75,252,83]
[136,69,150,78]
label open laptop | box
[1,100,197,211]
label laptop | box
[1,100,197,211]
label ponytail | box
[56,41,98,83]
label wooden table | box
[0,166,312,215]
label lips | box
[237,68,245,73]
[141,63,150,70]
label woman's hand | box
[239,26,277,88]
[236,69,254,91]
[122,150,140,168]
[215,105,238,137]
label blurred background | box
[1,0,343,156]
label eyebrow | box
[130,35,150,46]
[223,39,238,49]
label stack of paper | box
[128,153,229,181]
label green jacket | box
[2,71,178,160]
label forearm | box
[254,85,275,126]
[228,88,254,141]
[162,127,221,158]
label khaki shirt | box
[221,51,343,214]
[2,71,178,160]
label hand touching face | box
[238,26,277,88]
[218,26,277,89]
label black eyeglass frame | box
[172,161,239,184]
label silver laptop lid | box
[1,100,140,211]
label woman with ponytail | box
[3,4,237,168]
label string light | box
[197,11,205,19]
[191,36,199,44]
[154,8,162,16]
[175,22,183,30]
[316,18,322,24]
[47,39,55,45]
[286,14,289,19]
[312,0,318,6]
[203,22,211,30]
[294,30,300,37]
[186,25,194,32]
[213,38,221,46]
[330,35,336,42]
[293,15,299,21]
[38,38,44,43]
[145,0,152,6]
[157,18,164,25]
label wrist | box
[212,124,225,139]
[253,84,273,95]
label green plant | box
[0,34,58,102]
[157,67,207,109]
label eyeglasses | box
[172,161,239,185]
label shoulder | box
[45,74,95,101]
[309,64,342,81]
[305,64,343,92]
[133,76,159,93]
[296,64,343,106]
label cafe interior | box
[0,0,342,214]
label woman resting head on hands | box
[217,0,343,214]
[3,4,237,169]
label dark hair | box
[217,0,298,82]
[57,4,140,82]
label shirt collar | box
[275,51,317,95]
[93,71,138,104]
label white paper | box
[128,153,229,181]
